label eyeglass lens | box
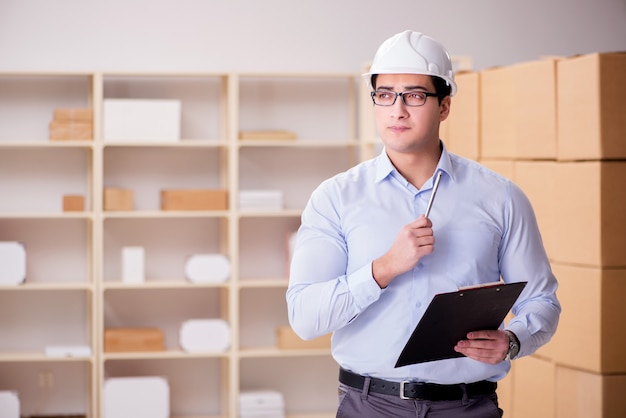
[372,91,430,107]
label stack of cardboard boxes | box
[49,108,93,140]
[442,52,626,418]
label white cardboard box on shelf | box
[104,376,169,418]
[239,390,285,418]
[45,345,92,358]
[184,253,231,283]
[0,242,26,285]
[0,391,19,418]
[179,319,231,352]
[122,246,145,284]
[103,99,181,142]
[239,190,284,210]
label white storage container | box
[103,99,181,142]
[104,376,169,418]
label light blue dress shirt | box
[287,144,560,384]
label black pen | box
[424,171,442,218]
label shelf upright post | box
[91,71,104,418]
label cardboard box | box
[239,130,297,140]
[513,161,557,259]
[104,376,169,418]
[239,390,285,416]
[549,264,626,374]
[103,99,181,143]
[496,366,514,417]
[443,71,480,161]
[104,187,134,211]
[276,326,331,350]
[62,195,85,212]
[0,242,26,285]
[481,59,559,160]
[480,65,516,159]
[160,189,228,211]
[49,121,93,140]
[104,328,165,352]
[555,366,626,418]
[552,161,626,267]
[179,319,231,352]
[0,391,19,418]
[122,246,144,284]
[557,52,626,161]
[510,356,556,418]
[513,58,558,160]
[53,108,93,121]
[239,189,284,210]
[479,159,515,180]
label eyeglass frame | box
[370,90,442,107]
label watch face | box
[506,331,519,359]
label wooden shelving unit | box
[0,70,365,417]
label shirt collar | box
[374,141,457,185]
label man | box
[287,30,560,417]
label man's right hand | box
[372,215,434,288]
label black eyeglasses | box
[371,90,441,107]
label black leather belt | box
[339,368,497,401]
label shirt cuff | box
[347,262,383,311]
[506,322,531,358]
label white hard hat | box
[364,30,457,96]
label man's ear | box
[439,96,451,122]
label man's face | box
[373,73,450,155]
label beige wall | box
[0,0,625,73]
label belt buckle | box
[400,380,419,400]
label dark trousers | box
[336,382,503,418]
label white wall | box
[0,0,625,73]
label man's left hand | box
[454,330,510,364]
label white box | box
[0,391,19,418]
[103,99,181,142]
[104,376,169,418]
[122,247,144,284]
[239,190,284,210]
[184,253,231,283]
[45,345,92,358]
[179,318,231,352]
[0,242,26,285]
[239,390,285,417]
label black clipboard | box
[395,281,527,367]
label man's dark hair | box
[371,74,451,105]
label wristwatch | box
[504,330,520,360]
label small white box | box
[179,319,231,352]
[0,391,19,418]
[239,390,285,417]
[122,247,144,284]
[45,345,92,358]
[103,99,181,142]
[104,376,169,418]
[184,253,231,283]
[239,190,284,210]
[0,242,26,285]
